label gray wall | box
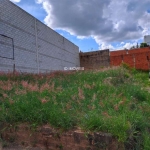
[0,0,80,73]
[144,35,150,45]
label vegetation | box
[140,43,149,48]
[129,42,149,49]
[0,67,150,149]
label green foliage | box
[121,62,131,70]
[140,43,149,48]
[0,67,150,148]
[142,131,150,150]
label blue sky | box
[10,0,150,52]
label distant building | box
[144,35,150,45]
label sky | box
[10,0,150,52]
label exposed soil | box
[0,123,122,150]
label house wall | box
[0,0,80,73]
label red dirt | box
[1,123,123,150]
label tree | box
[140,43,149,48]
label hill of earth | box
[0,66,150,149]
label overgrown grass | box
[0,67,150,149]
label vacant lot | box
[0,66,150,149]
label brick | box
[110,47,150,71]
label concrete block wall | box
[80,49,110,70]
[0,0,80,73]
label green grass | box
[0,67,150,149]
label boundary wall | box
[0,0,80,73]
[110,47,150,70]
[80,49,110,70]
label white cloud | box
[122,42,137,49]
[99,43,115,50]
[36,0,150,50]
[35,0,43,4]
[77,36,90,40]
[10,0,21,3]
[138,12,150,36]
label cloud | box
[10,0,21,3]
[36,0,150,50]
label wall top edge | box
[5,0,79,49]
